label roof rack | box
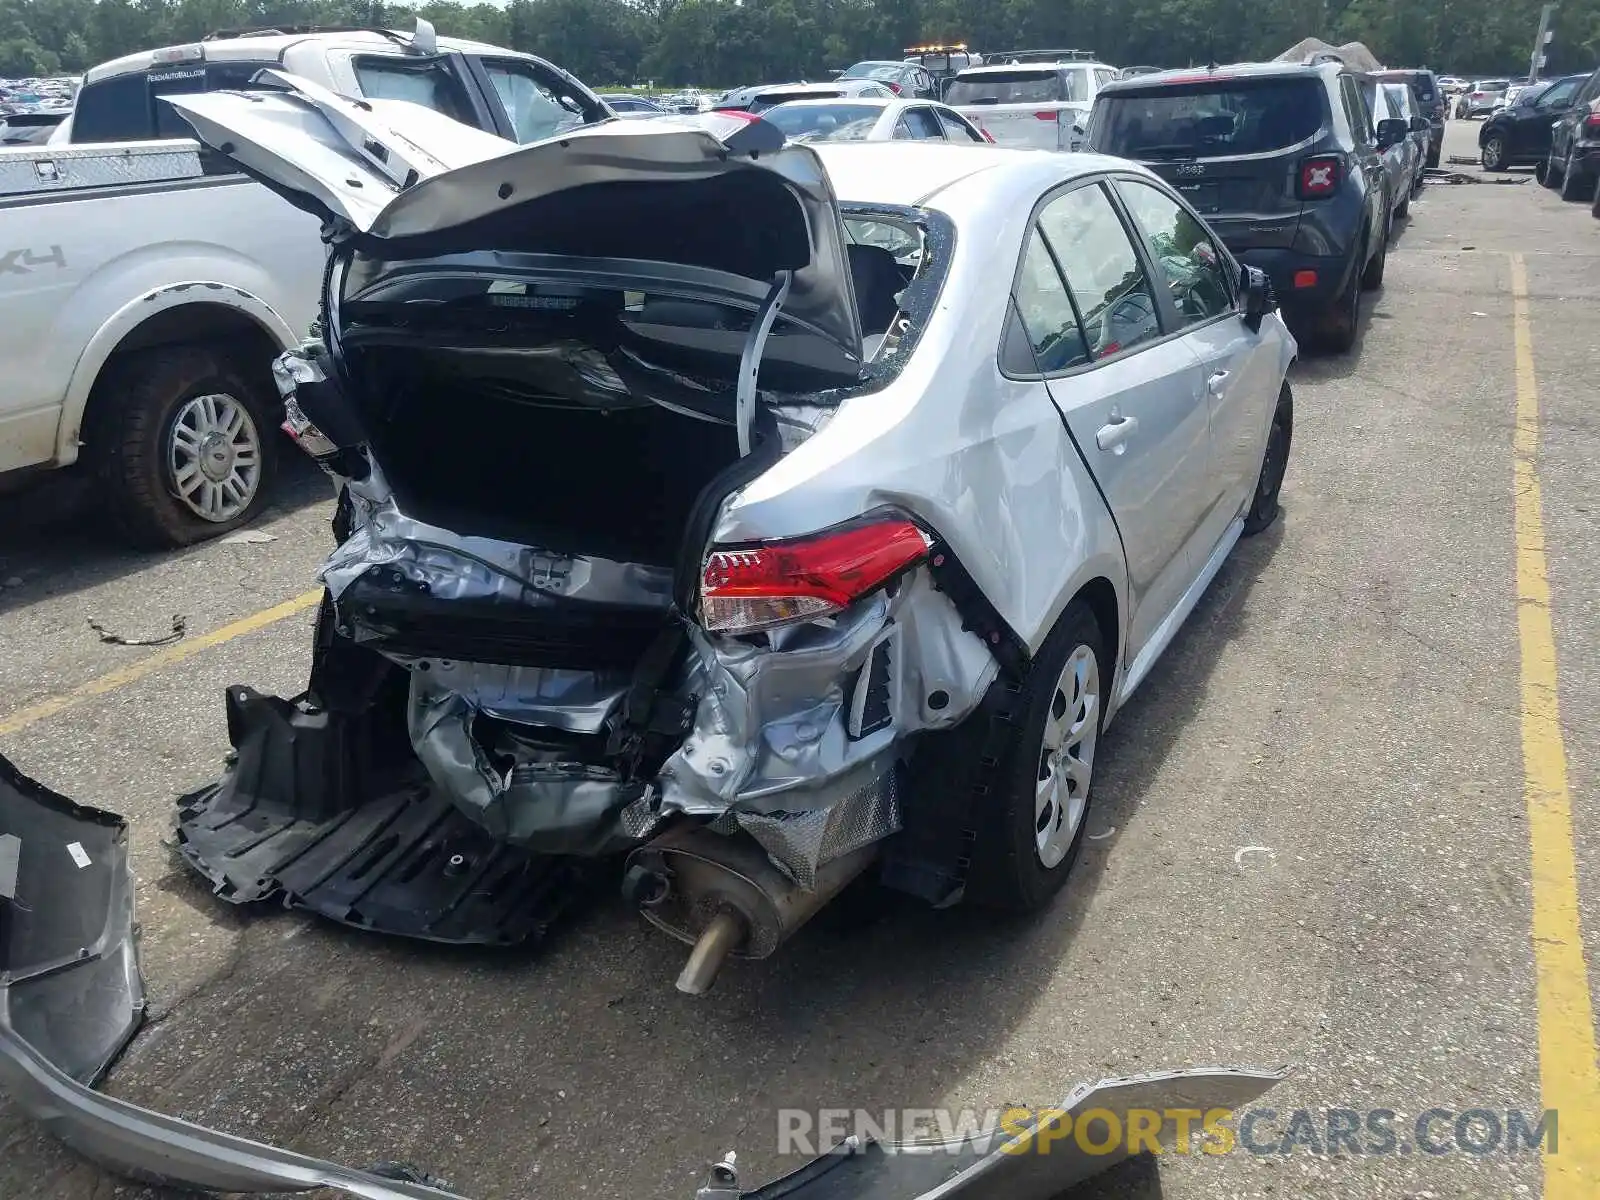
[904,43,970,54]
[988,49,1098,64]
[202,19,436,54]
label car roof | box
[811,141,1136,209]
[846,60,910,69]
[85,29,513,84]
[1099,60,1349,95]
[954,60,1109,77]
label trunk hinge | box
[736,271,792,457]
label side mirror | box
[1375,117,1408,148]
[1240,265,1276,332]
[1410,115,1430,133]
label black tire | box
[1243,383,1293,536]
[86,344,279,549]
[1542,150,1562,188]
[1481,133,1508,171]
[1396,190,1411,219]
[1559,150,1592,201]
[1317,249,1362,354]
[1360,216,1388,291]
[1592,186,1600,219]
[1535,156,1551,186]
[1426,145,1441,169]
[966,601,1107,912]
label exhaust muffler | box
[625,824,878,994]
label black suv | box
[1543,64,1600,202]
[1087,61,1401,351]
[1374,69,1446,166]
[1479,74,1589,171]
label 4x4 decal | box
[0,245,66,276]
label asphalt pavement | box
[1,119,1597,1200]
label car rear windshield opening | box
[751,89,843,112]
[946,70,1077,105]
[762,103,880,141]
[1091,78,1326,159]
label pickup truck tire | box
[90,345,278,548]
[966,600,1105,912]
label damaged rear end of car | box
[163,72,1000,993]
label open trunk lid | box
[1087,74,1327,251]
[163,70,863,360]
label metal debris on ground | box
[1425,168,1530,185]
[1447,155,1480,166]
[85,614,186,646]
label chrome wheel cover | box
[1035,643,1099,869]
[168,392,261,523]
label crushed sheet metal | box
[660,573,995,818]
[407,675,636,854]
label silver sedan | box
[131,92,1298,986]
[760,96,992,143]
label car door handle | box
[1207,369,1231,393]
[1095,413,1138,453]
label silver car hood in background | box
[165,72,863,358]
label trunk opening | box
[345,339,744,566]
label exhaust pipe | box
[625,824,878,994]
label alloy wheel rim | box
[1035,643,1099,869]
[1484,137,1503,169]
[168,392,262,522]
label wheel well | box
[84,302,281,425]
[1075,576,1120,683]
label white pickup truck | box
[0,23,608,545]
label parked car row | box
[1473,64,1600,215]
[1083,59,1427,352]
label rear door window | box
[1536,78,1581,108]
[946,70,1066,106]
[480,58,593,143]
[895,107,945,139]
[1036,182,1162,359]
[354,55,477,126]
[1090,77,1326,159]
[936,107,985,141]
[1115,178,1235,326]
[1005,231,1090,374]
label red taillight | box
[1034,110,1058,121]
[1293,269,1318,289]
[1298,155,1341,199]
[1584,112,1600,129]
[700,518,932,635]
[981,128,996,143]
[887,81,903,95]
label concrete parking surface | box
[2,120,1597,1199]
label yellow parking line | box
[0,589,322,738]
[1511,253,1600,1196]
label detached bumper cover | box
[0,753,461,1199]
[2,751,1287,1199]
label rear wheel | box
[1559,148,1592,201]
[1360,216,1388,290]
[1542,149,1563,188]
[967,601,1106,912]
[1317,247,1362,354]
[87,345,278,548]
[1481,133,1507,171]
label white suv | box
[945,52,1118,151]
